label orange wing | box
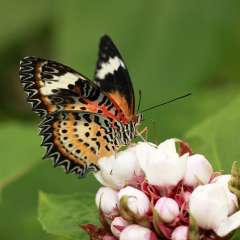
[40,111,120,176]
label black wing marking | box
[94,35,135,119]
[19,56,99,117]
[39,111,119,177]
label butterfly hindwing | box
[95,35,135,121]
[40,111,120,176]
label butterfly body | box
[20,35,142,176]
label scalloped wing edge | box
[20,56,48,117]
[38,113,99,177]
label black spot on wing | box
[39,112,100,177]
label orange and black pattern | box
[20,35,142,177]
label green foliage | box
[0,0,51,52]
[53,0,240,139]
[38,192,97,240]
[0,122,40,194]
[231,230,240,240]
[0,161,98,240]
[1,0,240,239]
[186,95,240,171]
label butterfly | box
[19,35,143,176]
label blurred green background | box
[1,0,240,239]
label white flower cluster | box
[92,139,240,240]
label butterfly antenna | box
[141,93,191,113]
[137,90,142,113]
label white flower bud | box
[212,174,238,215]
[120,224,157,240]
[189,183,229,230]
[226,192,238,215]
[94,147,142,189]
[118,186,150,216]
[139,139,188,186]
[212,174,231,185]
[214,210,240,237]
[95,187,118,216]
[135,142,157,170]
[154,197,179,223]
[171,226,188,240]
[111,217,129,237]
[183,154,213,187]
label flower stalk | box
[188,215,200,240]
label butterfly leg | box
[109,151,118,176]
[107,147,119,176]
[136,127,148,142]
[140,127,148,139]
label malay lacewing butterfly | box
[20,35,143,176]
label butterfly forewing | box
[20,56,127,122]
[20,57,88,116]
[95,35,135,121]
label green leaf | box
[185,95,240,171]
[0,122,41,193]
[231,229,240,240]
[38,192,98,240]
